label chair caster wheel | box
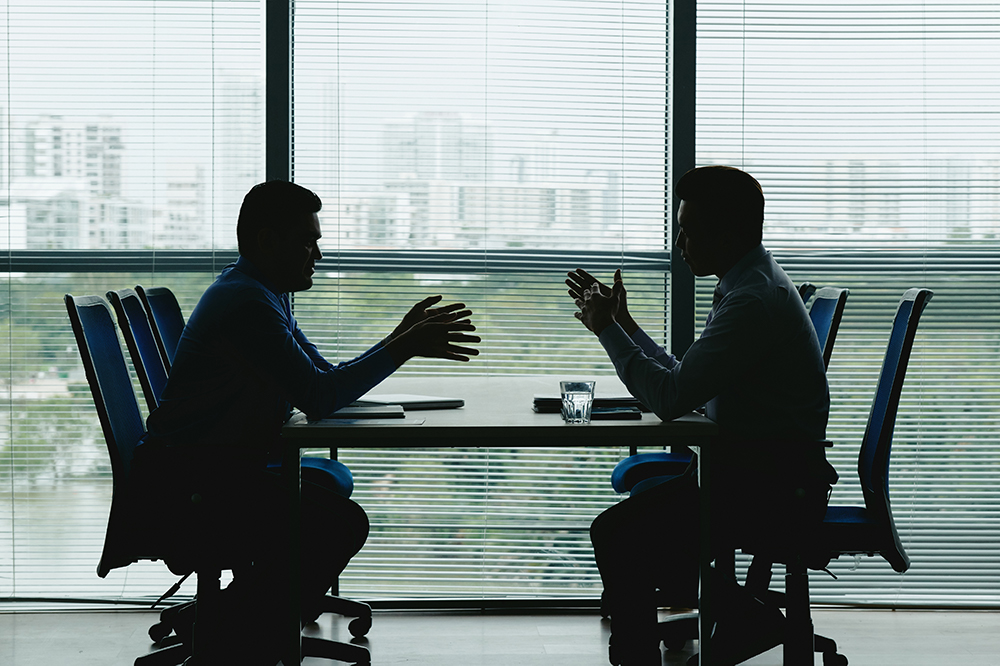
[823,652,848,666]
[349,616,372,638]
[148,622,172,643]
[663,638,688,652]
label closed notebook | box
[532,395,649,413]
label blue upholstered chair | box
[610,284,849,496]
[737,287,932,666]
[71,293,372,666]
[66,293,249,666]
[124,286,372,637]
[135,285,185,371]
[107,289,170,413]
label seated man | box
[135,180,481,662]
[567,166,833,666]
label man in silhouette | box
[567,166,832,665]
[140,180,480,662]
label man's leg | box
[591,473,699,666]
[298,476,370,612]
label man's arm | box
[224,298,398,420]
[628,326,678,370]
[599,293,768,422]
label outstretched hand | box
[565,268,637,335]
[386,297,481,365]
[390,295,469,341]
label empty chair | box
[136,285,185,371]
[108,288,169,412]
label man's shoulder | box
[191,267,282,323]
[730,251,797,303]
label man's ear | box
[255,227,275,257]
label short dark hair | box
[237,180,322,256]
[674,166,764,244]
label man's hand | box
[386,300,481,365]
[566,268,638,335]
[388,295,469,342]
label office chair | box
[610,284,849,496]
[736,287,933,666]
[135,285,185,371]
[607,284,850,647]
[108,289,170,413]
[67,293,243,666]
[68,293,372,666]
[127,286,372,638]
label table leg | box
[282,444,303,665]
[697,444,714,666]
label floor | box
[2,606,1000,666]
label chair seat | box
[610,451,691,493]
[820,505,884,556]
[267,457,354,498]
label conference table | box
[279,374,721,665]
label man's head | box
[674,166,765,278]
[237,180,324,293]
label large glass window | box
[292,0,670,598]
[4,0,998,610]
[698,0,1000,606]
[1,1,262,601]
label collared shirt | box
[146,256,397,454]
[598,243,829,442]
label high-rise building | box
[382,112,492,182]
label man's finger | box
[412,295,443,310]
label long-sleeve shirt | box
[146,256,397,455]
[598,243,829,443]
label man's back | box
[702,245,829,442]
[147,259,293,455]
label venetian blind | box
[291,0,670,599]
[698,1,1000,606]
[0,1,262,602]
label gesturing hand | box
[386,298,481,365]
[565,268,637,335]
[566,268,610,304]
[389,295,470,342]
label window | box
[698,0,1000,605]
[1,1,262,601]
[1,0,670,603]
[292,0,670,599]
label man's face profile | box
[267,212,323,293]
[675,200,717,278]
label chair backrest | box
[797,281,818,304]
[135,285,185,371]
[808,286,849,370]
[108,288,169,412]
[65,294,146,577]
[858,287,933,573]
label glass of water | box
[560,380,596,424]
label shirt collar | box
[233,255,285,297]
[718,243,767,295]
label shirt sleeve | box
[599,293,768,422]
[224,296,397,420]
[628,326,678,369]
